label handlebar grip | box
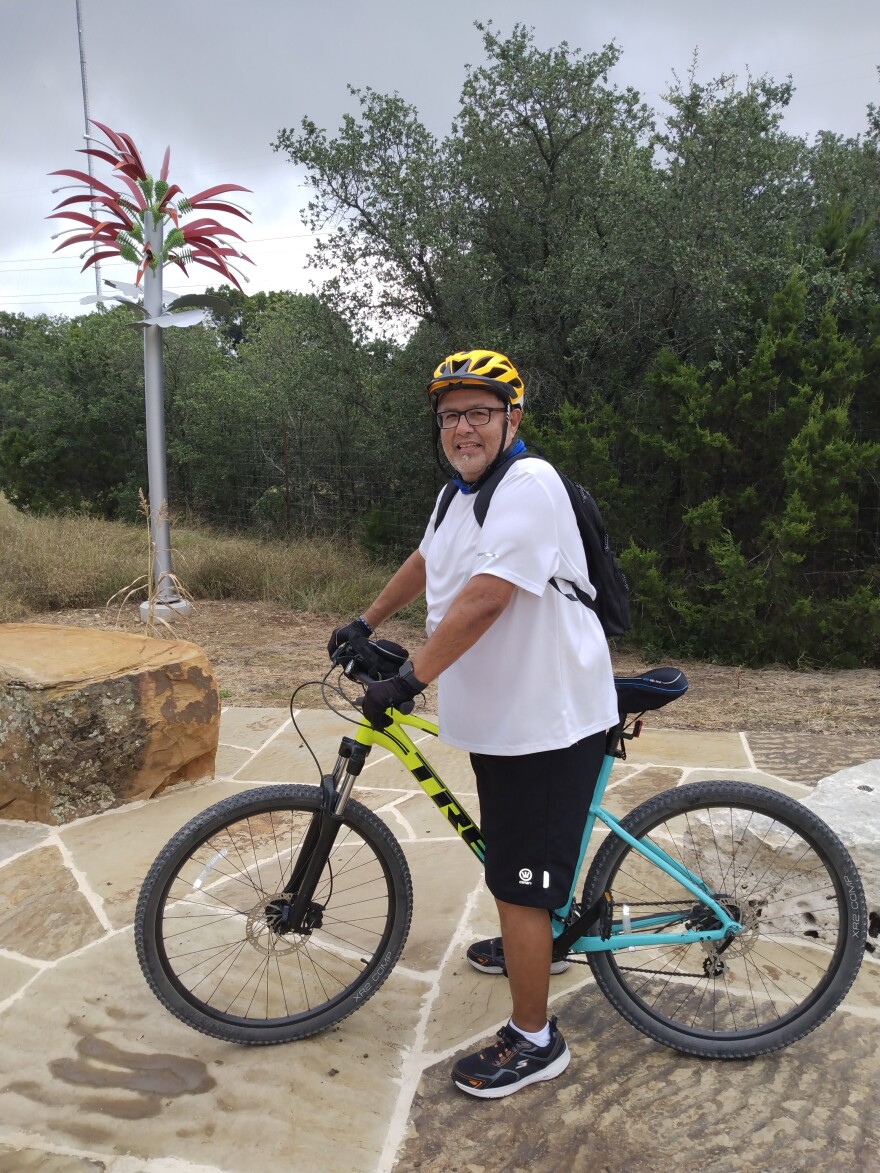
[397,700,415,715]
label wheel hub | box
[244,895,324,956]
[688,892,763,973]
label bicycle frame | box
[327,707,744,954]
[138,673,865,1055]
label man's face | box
[436,387,521,483]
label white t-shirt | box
[418,457,618,755]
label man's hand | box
[327,616,372,660]
[362,671,426,728]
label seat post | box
[606,722,625,759]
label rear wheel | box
[583,781,865,1058]
[135,785,412,1043]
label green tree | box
[620,273,879,664]
[0,308,145,516]
[274,22,654,408]
[638,68,809,370]
[275,85,462,336]
[167,292,429,551]
[0,313,66,432]
[275,26,851,410]
[0,307,233,522]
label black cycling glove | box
[362,670,427,729]
[327,615,373,659]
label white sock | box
[510,1020,551,1048]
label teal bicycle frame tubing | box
[352,709,742,952]
[548,751,742,950]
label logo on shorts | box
[518,868,533,885]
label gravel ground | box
[26,600,880,734]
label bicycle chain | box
[619,965,709,977]
[617,900,695,908]
[561,898,716,978]
[565,952,718,980]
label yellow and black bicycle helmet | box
[427,349,524,408]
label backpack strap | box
[547,474,600,615]
[549,576,597,613]
[471,451,542,525]
[474,455,600,617]
[433,481,459,530]
[432,453,621,631]
[435,455,594,600]
[433,452,540,530]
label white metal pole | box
[139,211,191,620]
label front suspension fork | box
[279,738,369,933]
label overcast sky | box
[2,0,878,319]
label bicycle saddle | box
[613,667,688,717]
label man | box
[328,349,617,1098]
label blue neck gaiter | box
[452,438,527,495]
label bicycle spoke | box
[151,796,402,1028]
[585,786,857,1047]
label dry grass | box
[0,496,144,618]
[7,497,877,735]
[0,495,403,623]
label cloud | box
[2,0,877,317]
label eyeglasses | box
[436,406,507,430]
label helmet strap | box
[495,403,511,466]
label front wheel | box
[135,785,413,1044]
[582,780,866,1058]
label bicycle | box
[135,637,867,1058]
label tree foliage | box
[619,274,879,664]
[0,309,144,515]
[2,24,878,665]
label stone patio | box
[0,708,877,1172]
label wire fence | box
[166,418,446,556]
[161,413,880,582]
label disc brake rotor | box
[692,894,763,967]
[244,894,323,956]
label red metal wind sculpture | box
[47,120,255,619]
[49,118,253,290]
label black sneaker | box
[466,936,570,976]
[451,1017,570,1099]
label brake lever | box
[332,637,373,683]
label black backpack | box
[433,452,631,638]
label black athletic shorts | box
[469,729,607,909]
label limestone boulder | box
[0,624,219,824]
[802,759,879,944]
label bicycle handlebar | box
[331,634,409,680]
[331,636,416,716]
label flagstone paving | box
[0,707,876,1172]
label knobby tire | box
[582,780,866,1058]
[134,785,413,1044]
